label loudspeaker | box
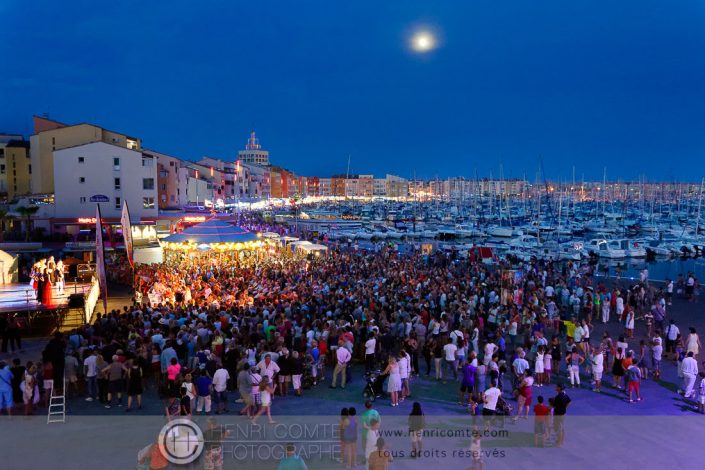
[68,293,85,308]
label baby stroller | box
[491,396,513,429]
[362,370,389,401]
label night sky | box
[1,1,704,181]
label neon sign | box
[183,216,206,223]
[77,217,97,223]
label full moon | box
[411,31,435,52]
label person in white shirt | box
[666,320,680,359]
[212,366,230,414]
[398,349,411,400]
[255,354,281,383]
[590,346,604,392]
[681,352,699,398]
[666,279,674,305]
[512,350,530,387]
[651,336,663,380]
[365,333,377,372]
[83,349,98,401]
[483,341,497,366]
[482,381,502,430]
[450,329,464,347]
[443,339,458,383]
[330,341,351,389]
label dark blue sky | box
[1,1,704,181]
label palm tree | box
[0,208,9,242]
[15,205,39,241]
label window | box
[114,177,121,190]
[161,184,166,191]
[170,195,175,202]
[0,165,4,174]
[80,197,87,204]
[78,157,85,164]
[159,170,168,178]
[143,178,154,190]
[28,165,31,174]
[79,177,86,183]
[143,197,155,209]
[161,194,166,202]
[169,161,175,167]
[142,157,154,167]
[0,149,4,158]
[115,197,121,210]
[113,157,120,170]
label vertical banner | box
[95,205,108,314]
[121,201,134,267]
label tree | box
[0,208,10,242]
[15,206,39,242]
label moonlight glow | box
[411,31,435,52]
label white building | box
[238,131,270,166]
[53,141,158,219]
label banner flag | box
[95,205,108,314]
[121,201,134,267]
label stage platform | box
[0,282,92,313]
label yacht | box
[608,239,646,258]
[584,239,627,258]
[509,235,542,250]
[642,238,676,257]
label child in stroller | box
[362,370,389,401]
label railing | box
[65,241,97,249]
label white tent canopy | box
[294,243,329,255]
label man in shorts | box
[237,364,254,417]
[626,361,642,403]
[459,359,476,407]
[482,381,501,431]
[533,396,550,447]
[277,349,292,396]
[291,351,304,397]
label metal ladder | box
[47,376,66,424]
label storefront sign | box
[90,195,110,202]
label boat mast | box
[696,177,704,236]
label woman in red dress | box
[41,268,54,307]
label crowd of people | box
[1,218,705,468]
